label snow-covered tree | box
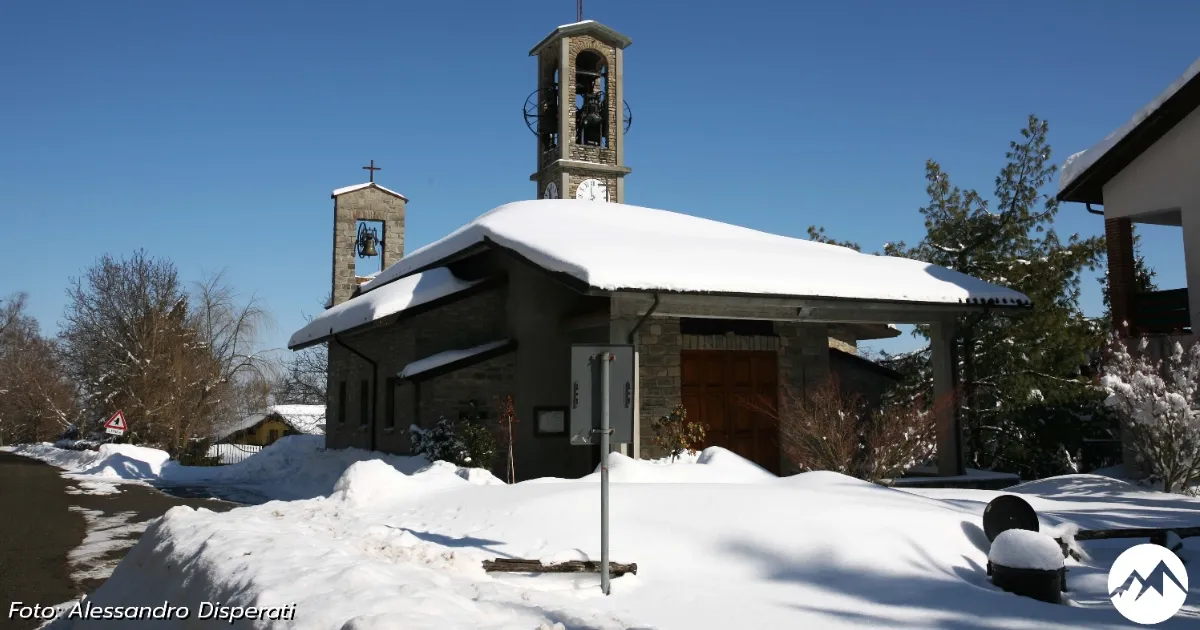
[1101,336,1200,493]
[59,252,270,456]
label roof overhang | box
[529,20,632,57]
[287,275,506,350]
[401,339,518,382]
[1058,65,1200,206]
[609,290,1030,325]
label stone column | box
[1105,217,1136,335]
[930,320,964,476]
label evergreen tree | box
[822,117,1112,477]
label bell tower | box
[526,19,632,203]
[329,166,407,307]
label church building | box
[288,19,1031,481]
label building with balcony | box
[1058,58,1200,342]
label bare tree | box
[762,377,938,483]
[274,295,329,405]
[188,271,274,440]
[59,252,272,456]
[275,344,327,405]
[0,293,78,445]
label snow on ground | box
[4,435,499,502]
[65,507,151,584]
[64,479,120,496]
[42,447,1200,629]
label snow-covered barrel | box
[988,529,1066,604]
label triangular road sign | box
[104,410,128,435]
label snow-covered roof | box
[400,340,513,380]
[214,405,326,441]
[332,182,408,201]
[529,20,632,56]
[361,200,1030,307]
[1059,57,1200,197]
[288,267,482,349]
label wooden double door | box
[680,350,780,473]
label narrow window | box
[268,429,279,445]
[360,380,370,426]
[385,377,398,430]
[338,382,347,424]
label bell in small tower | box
[356,223,381,258]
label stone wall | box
[565,34,619,165]
[331,186,406,306]
[633,317,683,458]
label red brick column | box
[1105,218,1136,335]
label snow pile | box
[4,443,169,480]
[6,435,501,502]
[1060,57,1200,193]
[359,200,1030,307]
[47,452,1200,629]
[574,447,776,484]
[988,529,1064,571]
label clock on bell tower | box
[524,18,632,203]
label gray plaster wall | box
[324,285,510,456]
[504,261,607,480]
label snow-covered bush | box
[770,378,935,482]
[409,414,497,469]
[1101,336,1200,493]
[650,404,707,461]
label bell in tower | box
[574,51,607,147]
[524,18,633,203]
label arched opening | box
[574,50,608,147]
[539,67,560,152]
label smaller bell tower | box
[330,165,407,306]
[526,20,632,203]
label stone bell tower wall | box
[331,186,406,306]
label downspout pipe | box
[627,293,660,344]
[334,334,378,452]
[1086,202,1104,216]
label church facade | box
[288,20,1031,481]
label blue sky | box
[1,1,1197,356]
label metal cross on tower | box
[362,159,381,182]
[577,0,583,21]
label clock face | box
[543,182,559,199]
[575,178,608,202]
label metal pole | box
[599,351,611,595]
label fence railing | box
[1133,288,1190,334]
[205,443,263,465]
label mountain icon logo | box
[1108,543,1189,624]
